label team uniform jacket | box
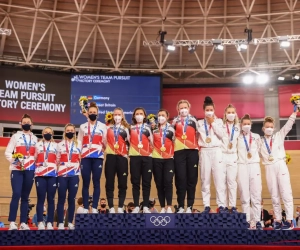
[221,122,241,153]
[259,114,296,165]
[152,123,175,159]
[105,124,130,157]
[198,118,224,148]
[237,132,261,164]
[57,140,82,177]
[78,121,107,159]
[172,115,199,151]
[5,131,38,171]
[35,140,58,177]
[129,123,153,157]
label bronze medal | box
[268,155,274,161]
[206,137,211,143]
[228,142,233,149]
[247,152,252,159]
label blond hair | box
[223,104,239,124]
[111,107,130,128]
[63,123,78,147]
[263,116,275,126]
[177,100,191,109]
[42,127,55,142]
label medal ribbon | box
[226,123,235,142]
[114,125,121,144]
[263,136,273,156]
[66,141,74,162]
[88,121,98,144]
[43,141,51,162]
[160,124,168,147]
[136,123,144,144]
[181,116,189,136]
[204,119,212,139]
[243,133,252,153]
[22,134,32,155]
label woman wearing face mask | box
[198,97,225,214]
[34,127,57,230]
[5,114,38,230]
[259,110,298,230]
[152,109,175,213]
[57,124,82,230]
[129,107,153,213]
[77,102,107,214]
[237,114,262,230]
[172,100,199,213]
[221,104,240,213]
[105,107,130,213]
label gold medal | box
[114,144,119,149]
[228,142,233,149]
[160,146,166,152]
[138,143,143,149]
[247,152,252,159]
[181,134,187,140]
[268,155,274,161]
[206,137,211,143]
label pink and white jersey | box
[78,121,107,159]
[5,131,38,171]
[35,140,58,177]
[57,140,82,177]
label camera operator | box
[98,198,109,214]
[126,202,135,213]
[27,199,36,227]
[149,198,158,213]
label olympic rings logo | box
[149,216,171,226]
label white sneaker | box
[143,207,151,213]
[160,208,166,213]
[132,206,140,213]
[58,223,65,230]
[9,222,18,230]
[185,207,192,213]
[38,222,45,230]
[92,208,98,214]
[166,207,173,213]
[109,207,116,213]
[83,208,89,214]
[117,207,124,213]
[68,223,75,230]
[19,223,30,230]
[177,207,185,213]
[46,222,54,230]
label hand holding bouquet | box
[12,153,25,171]
[79,96,88,114]
[290,94,300,112]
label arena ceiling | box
[0,0,300,84]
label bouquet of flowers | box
[79,96,89,114]
[147,114,157,130]
[290,94,300,112]
[12,153,25,171]
[285,153,291,165]
[105,112,113,126]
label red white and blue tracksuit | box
[56,140,81,224]
[78,121,107,209]
[5,131,37,223]
[35,140,58,224]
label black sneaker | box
[219,206,228,214]
[231,207,238,214]
[274,221,282,230]
[202,206,211,214]
[282,221,294,230]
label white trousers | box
[237,163,262,222]
[265,160,293,221]
[223,153,238,207]
[200,148,226,208]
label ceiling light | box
[243,75,254,84]
[240,44,248,50]
[278,36,290,48]
[188,45,196,53]
[256,74,269,84]
[278,76,285,81]
[215,44,224,51]
[294,75,300,80]
[166,45,175,51]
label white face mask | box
[114,115,122,124]
[135,115,144,123]
[205,111,214,118]
[242,125,251,133]
[296,211,300,216]
[180,108,189,117]
[158,116,166,124]
[264,128,274,136]
[226,113,236,122]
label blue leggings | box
[9,170,35,223]
[35,176,57,223]
[81,158,103,209]
[57,176,79,224]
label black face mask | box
[89,114,98,121]
[65,132,74,139]
[22,124,31,131]
[100,204,106,208]
[43,134,52,141]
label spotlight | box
[237,44,247,51]
[278,36,290,48]
[188,45,196,53]
[243,75,254,84]
[166,45,175,51]
[212,39,224,51]
[278,76,285,81]
[294,75,300,80]
[256,74,269,84]
[215,44,224,51]
[253,38,258,45]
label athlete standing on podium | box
[172,100,199,213]
[78,102,107,214]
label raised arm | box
[279,112,297,140]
